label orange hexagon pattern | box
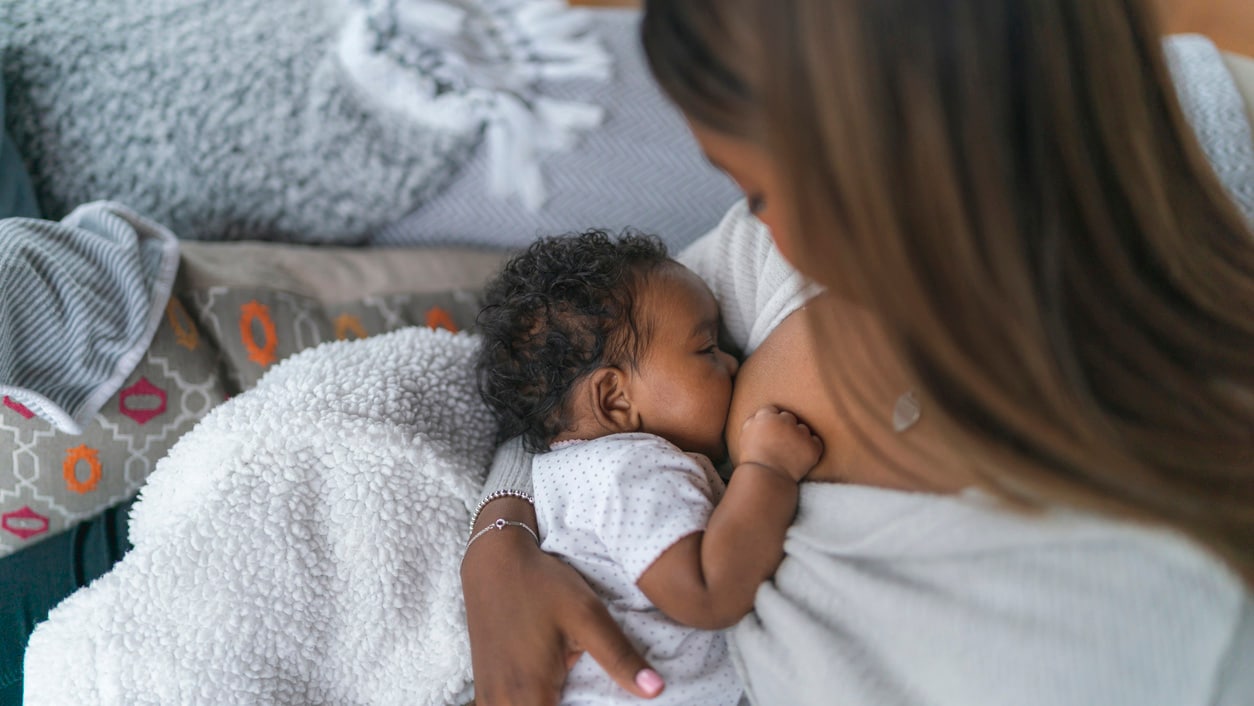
[240,300,278,367]
[63,445,103,494]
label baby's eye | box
[700,345,719,356]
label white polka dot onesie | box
[533,432,743,705]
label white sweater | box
[481,201,1254,705]
[736,483,1253,705]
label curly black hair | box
[476,229,672,453]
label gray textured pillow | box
[2,0,476,243]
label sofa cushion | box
[0,243,506,556]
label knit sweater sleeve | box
[476,436,534,518]
[477,200,818,503]
[677,200,821,356]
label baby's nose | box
[723,350,740,376]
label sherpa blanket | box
[23,327,496,705]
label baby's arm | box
[636,406,822,630]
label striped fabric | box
[1165,35,1254,225]
[0,202,179,434]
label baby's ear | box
[588,366,641,434]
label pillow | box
[0,243,506,556]
[5,2,712,246]
[2,0,478,243]
[174,241,506,391]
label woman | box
[461,0,1254,703]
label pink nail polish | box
[635,668,664,695]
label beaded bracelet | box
[467,489,535,538]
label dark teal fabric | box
[0,497,134,706]
[0,51,57,706]
[0,130,38,220]
[0,57,40,220]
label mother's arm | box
[461,441,664,705]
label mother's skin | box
[727,296,972,494]
[687,122,976,497]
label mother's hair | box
[644,0,1254,582]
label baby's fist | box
[738,405,823,482]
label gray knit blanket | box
[0,0,608,243]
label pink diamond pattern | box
[2,506,49,540]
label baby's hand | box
[738,405,823,482]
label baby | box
[475,230,822,704]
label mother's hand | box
[461,497,665,705]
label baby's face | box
[627,263,739,460]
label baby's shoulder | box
[537,433,707,482]
[596,433,710,474]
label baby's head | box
[477,229,738,459]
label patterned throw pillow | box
[0,242,506,556]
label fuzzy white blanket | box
[23,327,495,705]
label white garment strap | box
[1164,34,1254,225]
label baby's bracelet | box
[468,489,535,536]
[465,518,540,553]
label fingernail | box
[635,668,664,695]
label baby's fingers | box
[743,405,779,428]
[783,416,818,446]
[742,405,803,430]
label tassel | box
[335,0,615,210]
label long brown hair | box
[644,0,1254,583]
